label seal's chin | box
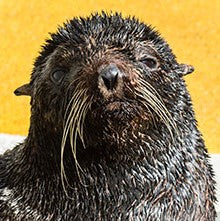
[104,99,137,113]
[105,101,126,111]
[100,100,142,124]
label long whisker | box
[61,86,92,198]
[69,92,89,170]
[77,98,93,149]
[64,83,86,124]
[61,93,83,193]
[70,98,92,186]
[63,76,83,121]
[135,78,179,140]
[61,92,86,190]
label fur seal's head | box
[14,12,195,185]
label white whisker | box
[60,86,92,198]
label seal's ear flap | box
[14,83,32,96]
[178,64,195,76]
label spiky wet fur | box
[0,12,216,220]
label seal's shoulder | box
[0,186,45,221]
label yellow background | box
[0,0,219,152]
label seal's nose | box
[99,64,120,90]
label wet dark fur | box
[0,13,216,220]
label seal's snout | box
[98,64,120,90]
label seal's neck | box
[22,118,144,174]
[21,121,63,174]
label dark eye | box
[140,57,157,69]
[51,70,66,83]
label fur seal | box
[0,12,216,220]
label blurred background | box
[0,0,219,153]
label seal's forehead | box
[34,13,177,72]
[48,39,159,66]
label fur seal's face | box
[15,13,194,158]
[31,37,174,134]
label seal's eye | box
[140,57,157,69]
[51,70,66,83]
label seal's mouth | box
[91,98,136,114]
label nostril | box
[99,64,120,90]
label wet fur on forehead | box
[32,12,177,78]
